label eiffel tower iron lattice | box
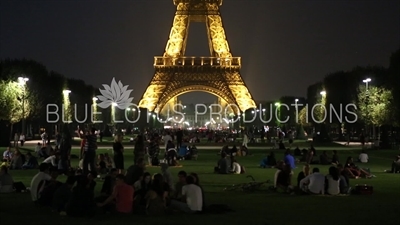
[138,0,256,114]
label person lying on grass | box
[344,157,374,179]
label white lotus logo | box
[96,78,134,109]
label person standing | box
[83,128,97,175]
[19,133,25,147]
[176,129,183,148]
[242,132,249,148]
[41,132,47,146]
[14,133,19,147]
[134,135,145,165]
[113,134,124,174]
[163,132,173,152]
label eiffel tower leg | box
[205,11,256,112]
[164,3,190,57]
[206,12,232,58]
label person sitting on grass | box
[133,172,152,210]
[319,151,331,165]
[38,145,48,159]
[52,176,76,215]
[325,166,341,195]
[100,168,118,198]
[125,158,145,186]
[240,145,250,156]
[145,173,170,216]
[104,153,114,169]
[30,163,52,203]
[358,150,369,163]
[2,147,13,163]
[170,175,203,214]
[0,165,14,193]
[65,176,96,217]
[298,149,308,162]
[230,145,238,156]
[220,145,229,155]
[274,163,293,193]
[306,149,318,164]
[344,157,372,178]
[336,164,351,193]
[172,171,187,199]
[384,154,400,173]
[10,149,23,170]
[284,149,296,169]
[97,154,108,176]
[214,152,230,174]
[43,153,60,168]
[161,163,174,191]
[331,150,340,165]
[260,152,277,168]
[230,159,242,174]
[22,152,38,169]
[299,168,325,195]
[34,142,41,155]
[296,164,311,187]
[294,146,301,156]
[37,167,63,206]
[97,174,134,214]
[190,173,205,211]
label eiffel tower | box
[138,0,256,114]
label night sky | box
[1,0,399,104]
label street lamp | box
[18,77,29,135]
[92,97,98,101]
[363,78,371,90]
[320,91,326,96]
[363,78,372,142]
[63,90,71,94]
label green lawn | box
[1,145,399,225]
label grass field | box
[1,143,399,225]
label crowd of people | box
[1,127,399,220]
[24,159,205,216]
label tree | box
[0,80,34,136]
[356,85,393,127]
[298,107,309,126]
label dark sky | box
[1,0,399,104]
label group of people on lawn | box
[25,159,204,216]
[257,147,384,195]
[20,127,205,216]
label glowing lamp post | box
[92,97,98,123]
[63,90,71,122]
[275,102,281,127]
[363,78,371,90]
[363,78,372,141]
[18,77,29,135]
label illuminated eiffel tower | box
[138,0,256,114]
